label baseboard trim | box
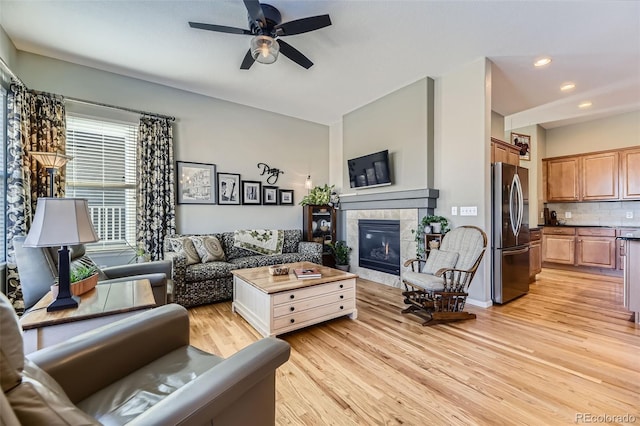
[466,298,492,308]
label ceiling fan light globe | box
[251,35,279,64]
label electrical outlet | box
[460,206,478,216]
[451,206,458,216]
[626,211,634,219]
[565,211,572,219]
[540,211,544,219]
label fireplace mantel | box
[339,188,439,211]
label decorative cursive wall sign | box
[257,163,284,184]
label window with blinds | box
[65,114,138,251]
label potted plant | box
[300,184,339,207]
[52,264,99,298]
[411,215,450,259]
[326,240,352,272]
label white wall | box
[434,58,492,305]
[342,77,433,194]
[14,52,329,234]
[545,111,640,157]
[491,110,505,140]
[0,25,17,70]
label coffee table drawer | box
[273,279,355,305]
[273,299,356,331]
[274,290,354,317]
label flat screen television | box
[347,149,392,189]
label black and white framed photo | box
[278,189,294,205]
[262,186,278,205]
[176,161,216,204]
[217,172,240,205]
[511,132,531,161]
[242,180,262,205]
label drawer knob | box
[339,284,344,288]
[290,307,295,312]
[340,305,344,309]
[290,318,295,324]
[340,295,344,299]
[290,294,295,299]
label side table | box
[20,279,156,354]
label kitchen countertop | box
[537,224,640,229]
[616,232,640,240]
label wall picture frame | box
[242,180,262,205]
[217,172,241,205]
[262,186,278,205]
[176,161,216,204]
[279,189,294,205]
[511,132,531,161]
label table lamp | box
[23,198,100,312]
[30,151,73,197]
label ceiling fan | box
[189,0,331,70]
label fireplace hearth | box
[358,219,401,276]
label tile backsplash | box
[544,201,640,227]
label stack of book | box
[294,267,321,279]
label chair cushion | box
[166,237,201,265]
[6,360,99,425]
[77,346,222,425]
[422,249,459,275]
[0,292,23,391]
[191,235,226,263]
[440,227,485,271]
[402,270,445,291]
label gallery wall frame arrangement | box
[242,180,262,205]
[279,189,294,205]
[176,161,216,204]
[511,132,531,161]
[262,186,278,205]
[217,172,241,205]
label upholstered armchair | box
[1,292,291,425]
[401,226,487,325]
[13,235,172,310]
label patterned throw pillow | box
[191,236,226,263]
[422,249,459,275]
[167,237,201,265]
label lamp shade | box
[30,151,73,169]
[24,198,99,247]
[305,175,313,190]
[250,35,279,64]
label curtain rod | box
[0,56,26,87]
[66,97,175,121]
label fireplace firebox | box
[358,219,401,276]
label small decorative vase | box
[424,225,432,234]
[335,264,350,272]
[430,222,442,234]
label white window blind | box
[65,114,138,251]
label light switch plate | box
[460,206,478,216]
[565,211,572,219]
[451,206,458,216]
[626,211,634,219]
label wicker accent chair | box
[401,225,487,325]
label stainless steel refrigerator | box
[492,162,530,304]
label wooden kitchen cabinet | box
[575,228,616,269]
[529,229,542,281]
[542,227,576,264]
[620,147,640,200]
[581,152,619,200]
[544,157,580,202]
[617,228,637,270]
[491,138,520,166]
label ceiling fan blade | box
[189,21,251,35]
[240,49,255,70]
[278,40,313,69]
[243,0,265,26]
[275,14,331,36]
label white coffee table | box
[232,262,358,337]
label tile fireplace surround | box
[340,189,439,288]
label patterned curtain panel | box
[137,116,176,261]
[5,83,66,313]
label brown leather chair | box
[1,293,291,425]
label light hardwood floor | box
[188,269,640,425]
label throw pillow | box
[422,249,459,275]
[0,292,23,392]
[233,230,284,255]
[191,236,226,263]
[167,237,201,265]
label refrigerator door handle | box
[509,174,522,237]
[504,246,529,256]
[514,173,524,234]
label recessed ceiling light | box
[578,101,592,109]
[534,57,552,67]
[561,82,576,91]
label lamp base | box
[47,295,79,312]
